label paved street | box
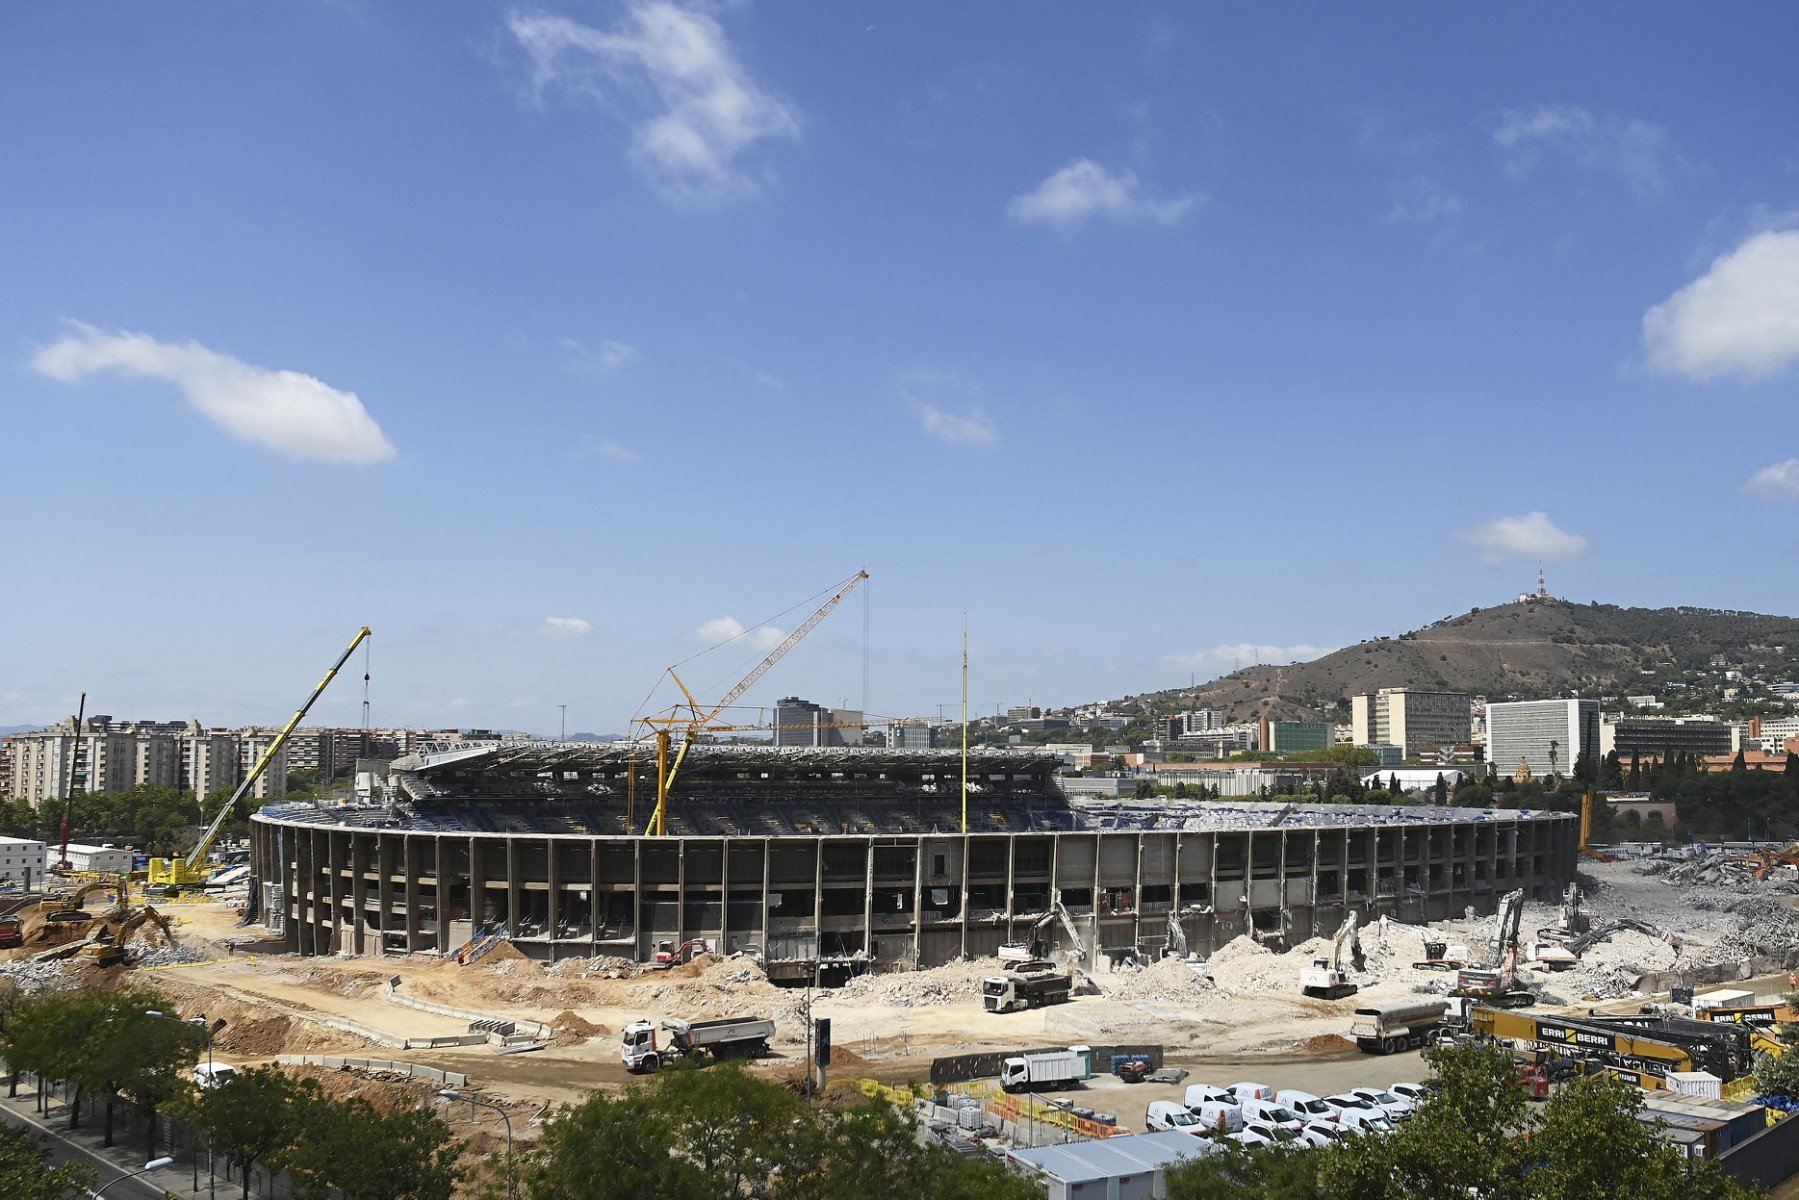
[0,1075,246,1199]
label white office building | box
[1487,699,1600,780]
[0,835,47,888]
[59,843,134,875]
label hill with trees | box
[1111,598,1799,725]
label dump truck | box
[998,1047,1091,1093]
[0,915,22,949]
[982,959,1073,1013]
[1350,999,1457,1054]
[620,1015,774,1073]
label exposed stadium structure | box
[249,743,1578,981]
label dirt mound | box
[1298,1033,1356,1054]
[479,940,533,966]
[550,1010,608,1039]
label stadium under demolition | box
[249,744,1578,983]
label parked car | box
[1320,1093,1379,1118]
[1297,1121,1348,1147]
[1239,1098,1306,1133]
[1349,1086,1415,1121]
[1240,1119,1300,1146]
[1336,1107,1395,1135]
[1227,1081,1276,1102]
[1388,1081,1436,1106]
[194,1063,239,1090]
[1276,1089,1339,1123]
[1226,1124,1281,1148]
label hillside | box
[1117,599,1799,724]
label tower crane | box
[149,626,371,891]
[633,571,868,836]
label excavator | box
[40,878,126,922]
[76,906,175,968]
[1299,913,1365,1000]
[1452,889,1536,1008]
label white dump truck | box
[998,1047,1091,1093]
[620,1015,775,1073]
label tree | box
[286,1096,461,1200]
[784,1096,1043,1200]
[1165,1143,1320,1199]
[1732,748,1748,772]
[1600,750,1625,791]
[1522,1073,1753,1200]
[86,988,199,1148]
[1629,750,1642,790]
[0,1124,93,1200]
[185,1066,319,1199]
[1433,774,1448,805]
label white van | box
[1188,1100,1244,1134]
[1227,1081,1275,1102]
[1336,1107,1395,1135]
[1146,1101,1204,1133]
[194,1063,239,1090]
[1349,1086,1415,1121]
[1183,1083,1240,1110]
[1239,1098,1305,1133]
[1276,1089,1337,1122]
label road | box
[0,1079,226,1200]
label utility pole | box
[961,614,969,836]
[558,705,567,743]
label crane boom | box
[151,626,371,888]
[637,572,868,835]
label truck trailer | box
[1350,999,1460,1054]
[620,1015,775,1073]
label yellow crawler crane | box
[149,626,370,890]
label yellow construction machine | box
[78,905,175,968]
[149,626,369,891]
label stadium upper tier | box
[261,741,1570,839]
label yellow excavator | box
[149,626,370,891]
[39,878,126,922]
[77,906,175,968]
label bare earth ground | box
[4,858,1791,1152]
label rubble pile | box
[836,958,995,1008]
[132,939,206,968]
[1100,954,1217,1004]
[0,958,74,993]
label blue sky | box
[5,3,1799,734]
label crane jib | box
[183,626,371,871]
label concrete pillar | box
[505,838,520,938]
[862,837,874,962]
[403,837,421,950]
[349,831,368,955]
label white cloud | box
[693,616,784,652]
[1458,512,1590,566]
[910,400,996,445]
[1164,643,1333,672]
[29,322,395,464]
[1006,159,1201,230]
[542,616,593,638]
[575,435,641,463]
[1747,458,1799,499]
[561,337,637,375]
[507,3,800,202]
[1493,104,1669,198]
[1385,176,1462,225]
[1643,230,1799,382]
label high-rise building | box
[887,720,934,750]
[1486,699,1600,780]
[772,697,862,747]
[1350,689,1472,757]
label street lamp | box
[147,1009,227,1199]
[440,1089,513,1200]
[94,1156,173,1197]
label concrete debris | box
[838,959,997,1008]
[0,957,74,993]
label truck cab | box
[621,1020,661,1072]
